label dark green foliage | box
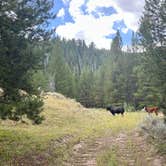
[1,0,165,127]
[139,0,166,48]
[44,39,77,97]
[31,70,49,91]
[38,37,106,98]
[31,0,165,114]
[0,104,12,120]
[78,69,95,107]
[139,0,166,118]
[23,96,44,124]
[37,32,165,111]
[0,0,54,123]
[0,96,44,124]
[15,96,44,124]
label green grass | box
[97,146,118,166]
[156,142,166,155]
[0,94,146,164]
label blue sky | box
[52,0,145,49]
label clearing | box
[0,92,165,165]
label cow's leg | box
[155,111,158,116]
[112,113,115,116]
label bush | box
[141,116,166,139]
[18,96,44,124]
[140,116,166,154]
[0,104,12,120]
[0,95,44,124]
[124,102,136,112]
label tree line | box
[0,0,165,123]
[33,27,165,112]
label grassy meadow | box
[0,93,147,164]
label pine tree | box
[139,0,166,119]
[111,30,123,54]
[139,0,166,48]
[78,69,95,107]
[0,0,54,123]
[131,32,139,53]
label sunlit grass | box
[0,94,147,164]
[97,146,118,166]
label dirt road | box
[66,130,165,166]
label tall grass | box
[0,94,146,164]
[97,146,118,166]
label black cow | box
[106,106,125,116]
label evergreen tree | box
[78,69,95,107]
[111,30,123,54]
[0,0,54,123]
[131,32,139,53]
[139,0,166,119]
[139,0,166,48]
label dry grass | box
[97,146,118,166]
[0,93,146,164]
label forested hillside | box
[0,0,165,121]
[32,31,165,110]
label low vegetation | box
[140,116,166,155]
[97,146,118,166]
[0,93,146,165]
[96,114,165,166]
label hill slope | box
[0,92,146,165]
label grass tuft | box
[97,146,118,166]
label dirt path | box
[65,130,166,166]
[11,130,165,166]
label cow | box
[143,106,159,116]
[106,106,125,116]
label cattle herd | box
[106,105,159,116]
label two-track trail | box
[65,130,166,166]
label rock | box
[19,89,28,96]
[0,87,4,97]
[44,92,66,99]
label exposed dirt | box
[10,131,166,166]
[65,130,166,166]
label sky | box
[52,0,145,49]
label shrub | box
[0,95,44,124]
[140,116,166,154]
[18,96,44,124]
[0,104,12,120]
[124,102,136,112]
